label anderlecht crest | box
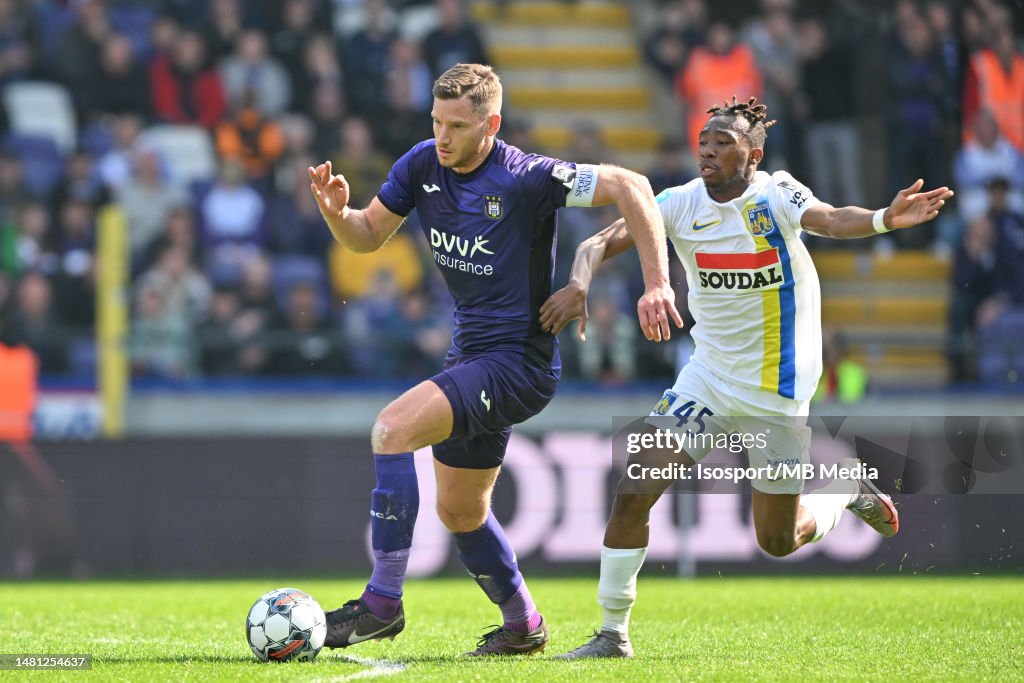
[746,204,776,237]
[485,194,503,219]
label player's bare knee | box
[371,411,409,454]
[612,494,657,523]
[757,530,799,558]
[436,500,485,533]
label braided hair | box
[706,96,777,149]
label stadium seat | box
[137,125,217,186]
[2,81,77,154]
[4,133,66,197]
[32,2,76,69]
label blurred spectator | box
[150,29,226,128]
[963,24,1024,152]
[644,0,707,84]
[376,38,433,156]
[199,160,266,262]
[114,146,188,259]
[219,29,292,117]
[566,121,609,166]
[925,1,963,130]
[266,154,332,256]
[58,0,112,109]
[885,9,946,244]
[134,243,211,325]
[266,280,341,376]
[815,327,868,402]
[743,4,799,169]
[294,32,344,118]
[333,116,392,207]
[395,286,451,377]
[343,0,397,117]
[271,0,325,88]
[308,81,347,159]
[0,151,31,220]
[797,17,865,208]
[52,200,95,329]
[197,285,241,374]
[235,251,279,339]
[647,137,693,194]
[78,34,149,120]
[97,113,144,192]
[982,178,1024,319]
[273,114,316,195]
[500,118,536,152]
[949,215,997,382]
[953,108,1024,222]
[215,96,286,180]
[50,150,110,212]
[201,0,245,62]
[676,22,761,153]
[342,270,408,378]
[137,204,200,275]
[571,290,636,386]
[5,271,67,373]
[130,280,196,379]
[421,0,488,78]
[0,0,41,86]
[1,202,54,276]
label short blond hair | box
[432,63,502,117]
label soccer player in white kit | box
[540,97,955,659]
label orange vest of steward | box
[0,344,37,440]
[971,50,1024,150]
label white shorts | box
[645,361,811,495]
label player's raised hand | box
[885,179,955,230]
[637,283,684,343]
[308,160,350,220]
[540,282,589,342]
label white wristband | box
[872,208,890,233]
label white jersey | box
[656,170,822,401]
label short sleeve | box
[654,187,686,239]
[771,171,820,233]
[376,144,424,217]
[514,153,576,217]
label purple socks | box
[453,511,542,632]
[363,453,418,618]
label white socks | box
[597,545,647,637]
[800,477,859,542]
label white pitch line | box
[307,654,407,682]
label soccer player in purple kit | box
[307,63,683,655]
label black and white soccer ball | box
[246,587,327,662]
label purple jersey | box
[376,138,576,372]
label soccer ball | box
[246,587,327,662]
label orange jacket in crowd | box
[215,108,286,179]
[676,44,763,153]
[963,48,1024,151]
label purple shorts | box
[429,352,558,469]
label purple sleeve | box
[376,143,425,217]
[512,152,576,217]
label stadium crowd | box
[0,0,1020,390]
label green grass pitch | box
[2,576,1022,681]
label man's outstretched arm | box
[801,179,954,239]
[309,160,405,253]
[539,218,637,341]
[589,166,683,341]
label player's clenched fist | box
[308,160,350,220]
